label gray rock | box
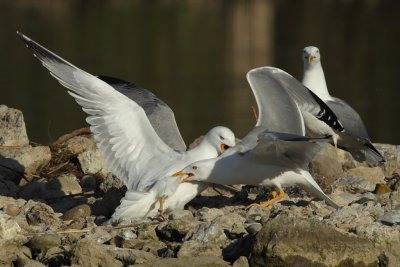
[17,259,46,267]
[0,214,27,266]
[19,200,62,231]
[46,174,82,198]
[185,221,227,246]
[0,105,29,146]
[246,223,262,236]
[27,234,61,251]
[177,240,222,258]
[134,256,230,267]
[250,215,382,266]
[245,206,266,223]
[346,166,385,184]
[80,175,97,190]
[88,228,113,244]
[71,238,123,267]
[77,138,110,177]
[332,175,376,194]
[0,146,51,175]
[0,213,22,240]
[380,210,400,226]
[330,191,361,206]
[195,207,224,222]
[157,219,199,242]
[137,223,159,241]
[233,256,250,267]
[212,213,246,239]
[105,247,156,265]
[62,204,91,221]
[63,136,94,155]
[168,209,193,220]
[15,246,32,267]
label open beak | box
[220,144,230,153]
[308,55,316,64]
[171,171,194,183]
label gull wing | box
[327,97,384,164]
[249,67,344,133]
[18,32,182,191]
[247,131,330,168]
[246,68,305,135]
[98,75,187,152]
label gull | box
[173,67,342,209]
[174,131,339,209]
[17,32,236,223]
[302,46,384,164]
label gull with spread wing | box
[17,32,236,223]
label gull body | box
[302,46,384,164]
[17,32,235,223]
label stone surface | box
[46,174,82,198]
[62,204,91,221]
[71,238,123,267]
[0,146,51,175]
[380,210,400,226]
[28,234,61,251]
[76,138,110,177]
[0,105,29,146]
[250,215,383,266]
[332,175,376,194]
[346,166,386,184]
[135,256,230,267]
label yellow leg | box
[157,195,168,221]
[244,188,285,210]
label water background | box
[1,0,399,145]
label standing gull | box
[17,32,236,223]
[174,67,342,209]
[302,46,384,164]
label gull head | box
[172,161,213,183]
[303,46,321,66]
[204,126,236,154]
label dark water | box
[1,0,399,145]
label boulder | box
[0,105,29,146]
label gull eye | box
[192,166,198,170]
[219,135,225,140]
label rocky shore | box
[0,104,399,267]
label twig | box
[251,105,258,122]
[45,191,95,201]
[0,145,20,149]
[51,127,92,147]
[46,161,70,174]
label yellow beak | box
[172,170,185,177]
[308,55,316,64]
[220,144,230,153]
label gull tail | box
[108,191,158,224]
[299,170,339,209]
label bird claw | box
[244,188,285,210]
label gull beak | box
[220,144,230,153]
[181,173,194,183]
[308,55,316,64]
[172,170,186,177]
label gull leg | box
[158,195,168,221]
[245,188,285,210]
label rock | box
[0,213,22,240]
[185,221,227,246]
[137,223,159,241]
[0,105,29,146]
[46,174,82,198]
[88,228,113,244]
[346,166,385,184]
[28,234,61,251]
[246,223,262,236]
[157,219,199,242]
[374,143,400,176]
[77,138,110,177]
[80,175,97,190]
[20,200,62,231]
[250,215,383,266]
[106,247,156,265]
[212,214,246,239]
[168,210,193,220]
[37,246,71,267]
[63,136,94,155]
[17,259,46,267]
[62,204,91,221]
[71,238,123,267]
[311,144,344,193]
[0,146,51,175]
[245,206,266,223]
[233,256,250,267]
[15,246,33,267]
[332,175,376,194]
[135,256,230,267]
[330,191,361,206]
[195,207,224,222]
[387,174,400,191]
[380,210,400,226]
[177,240,222,258]
[141,240,169,257]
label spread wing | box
[98,75,187,152]
[18,32,182,191]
